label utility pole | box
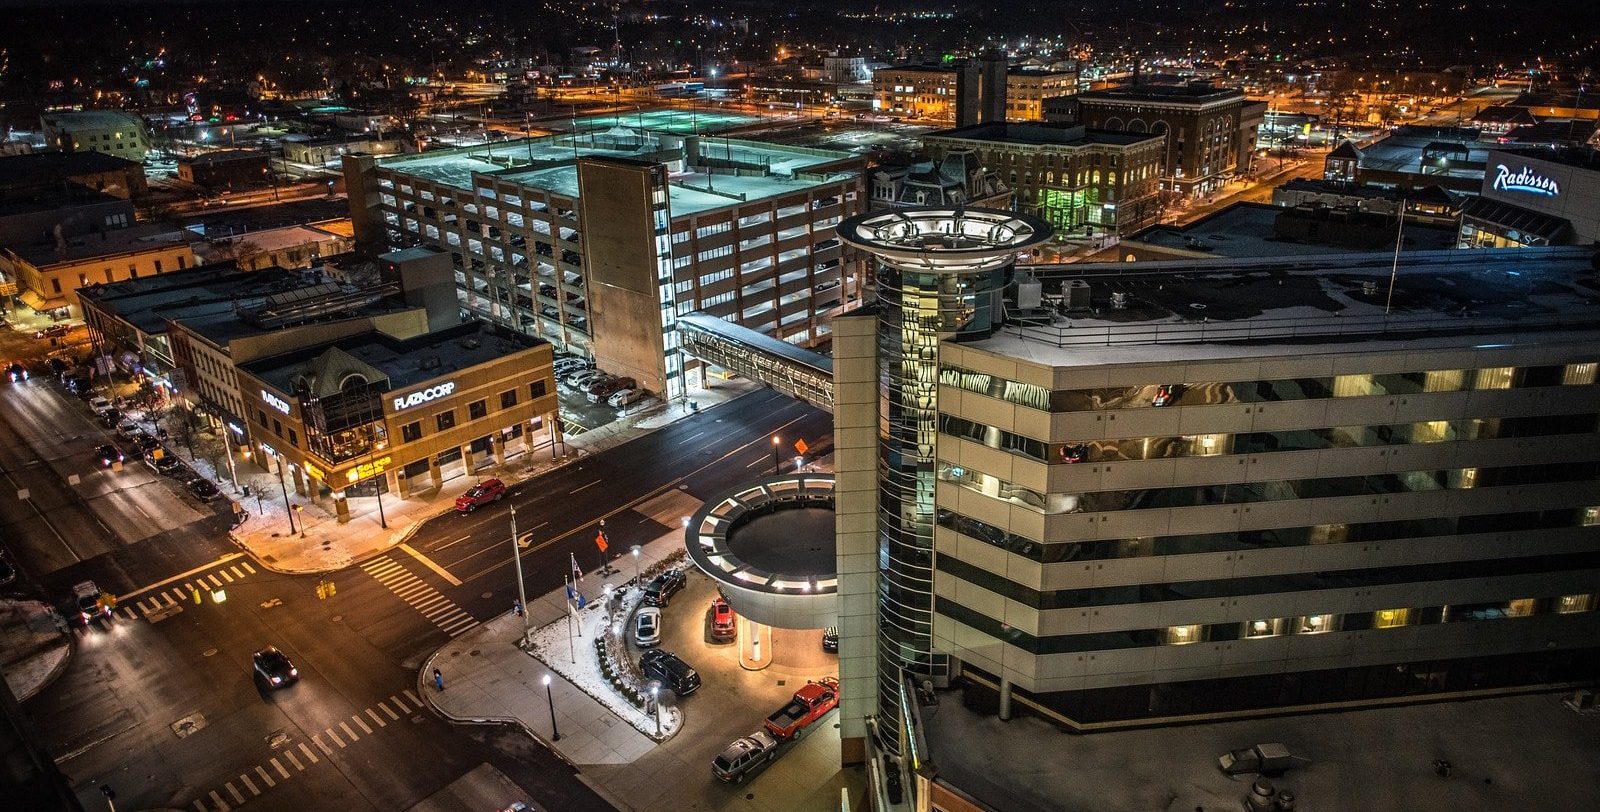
[511,506,530,644]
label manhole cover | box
[776,680,786,686]
[1189,303,1208,310]
[171,713,207,738]
[266,730,289,748]
[451,650,462,657]
[202,648,218,657]
[481,592,494,599]
[745,794,755,800]
[469,649,481,657]
[331,615,343,622]
[260,598,283,609]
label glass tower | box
[838,208,1051,749]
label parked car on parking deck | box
[609,388,648,409]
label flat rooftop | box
[987,246,1600,366]
[243,320,546,393]
[920,689,1600,812]
[1129,201,1458,258]
[40,109,143,129]
[564,108,762,134]
[7,222,194,267]
[926,122,1161,148]
[1079,82,1246,103]
[379,131,856,213]
[0,151,140,187]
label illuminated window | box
[1374,608,1411,629]
[1164,625,1202,645]
[1506,599,1537,617]
[1563,363,1597,385]
[1473,366,1514,390]
[1297,614,1337,634]
[1243,618,1285,638]
[1557,594,1595,614]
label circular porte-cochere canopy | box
[837,206,1053,274]
[685,474,837,629]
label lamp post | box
[511,506,530,643]
[650,684,661,737]
[630,545,641,587]
[771,435,781,474]
[276,454,298,535]
[293,504,305,538]
[543,674,561,741]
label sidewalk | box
[217,377,760,574]
[422,456,863,812]
[0,599,73,702]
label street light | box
[542,674,561,741]
[771,435,781,474]
[293,504,305,538]
[650,684,661,736]
[630,545,641,587]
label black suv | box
[639,649,700,696]
[642,568,687,607]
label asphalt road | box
[12,355,831,812]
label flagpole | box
[564,576,577,663]
[511,506,530,645]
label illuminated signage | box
[262,389,291,414]
[1492,164,1560,197]
[347,456,393,482]
[392,381,456,411]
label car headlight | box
[80,611,89,620]
[270,676,281,684]
[289,668,298,676]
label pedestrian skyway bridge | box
[677,312,834,413]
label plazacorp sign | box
[392,381,456,411]
[261,389,291,415]
[1492,163,1560,197]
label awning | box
[1461,195,1572,243]
[18,289,69,312]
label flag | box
[594,530,609,553]
[571,552,584,584]
[576,591,587,610]
[564,577,578,604]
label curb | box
[223,391,749,577]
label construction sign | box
[594,531,609,553]
[793,438,809,456]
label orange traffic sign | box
[793,438,808,456]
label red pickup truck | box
[762,677,839,740]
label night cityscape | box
[2,1,1600,810]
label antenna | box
[1385,196,1405,315]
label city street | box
[5,332,829,811]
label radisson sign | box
[1492,163,1560,198]
[392,381,456,411]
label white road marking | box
[231,565,247,578]
[271,757,289,778]
[163,593,177,606]
[326,727,345,748]
[208,789,230,811]
[339,721,359,741]
[240,561,256,574]
[225,782,245,803]
[299,742,319,763]
[352,714,373,734]
[367,708,386,727]
[360,556,478,635]
[570,479,600,493]
[193,799,207,812]
[207,575,222,588]
[312,734,332,755]
[400,542,463,586]
[284,749,304,771]
[117,552,246,601]
[404,689,422,706]
[218,568,234,582]
[389,694,410,712]
[255,765,275,787]
[240,774,259,796]
[378,701,399,720]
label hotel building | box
[344,130,865,398]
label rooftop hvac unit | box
[1017,279,1043,311]
[1063,279,1091,310]
[1110,291,1129,310]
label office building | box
[1077,83,1266,196]
[178,150,272,190]
[236,320,558,521]
[920,123,1164,235]
[39,110,151,162]
[345,130,864,397]
[0,151,147,200]
[0,222,197,319]
[874,63,1078,123]
[1459,147,1600,248]
[868,150,1011,210]
[829,208,1600,809]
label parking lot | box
[553,353,659,437]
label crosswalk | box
[359,556,477,636]
[188,690,426,812]
[120,561,258,620]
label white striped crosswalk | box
[359,556,477,636]
[189,692,424,811]
[122,561,259,620]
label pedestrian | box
[433,667,444,691]
[512,599,524,618]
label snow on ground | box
[526,586,683,740]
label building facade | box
[236,321,559,521]
[40,110,151,162]
[345,131,864,398]
[1,223,196,319]
[927,247,1600,728]
[1458,147,1600,249]
[1077,83,1265,196]
[920,124,1164,235]
[874,64,1078,123]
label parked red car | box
[455,478,506,512]
[710,596,736,641]
[763,677,840,740]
